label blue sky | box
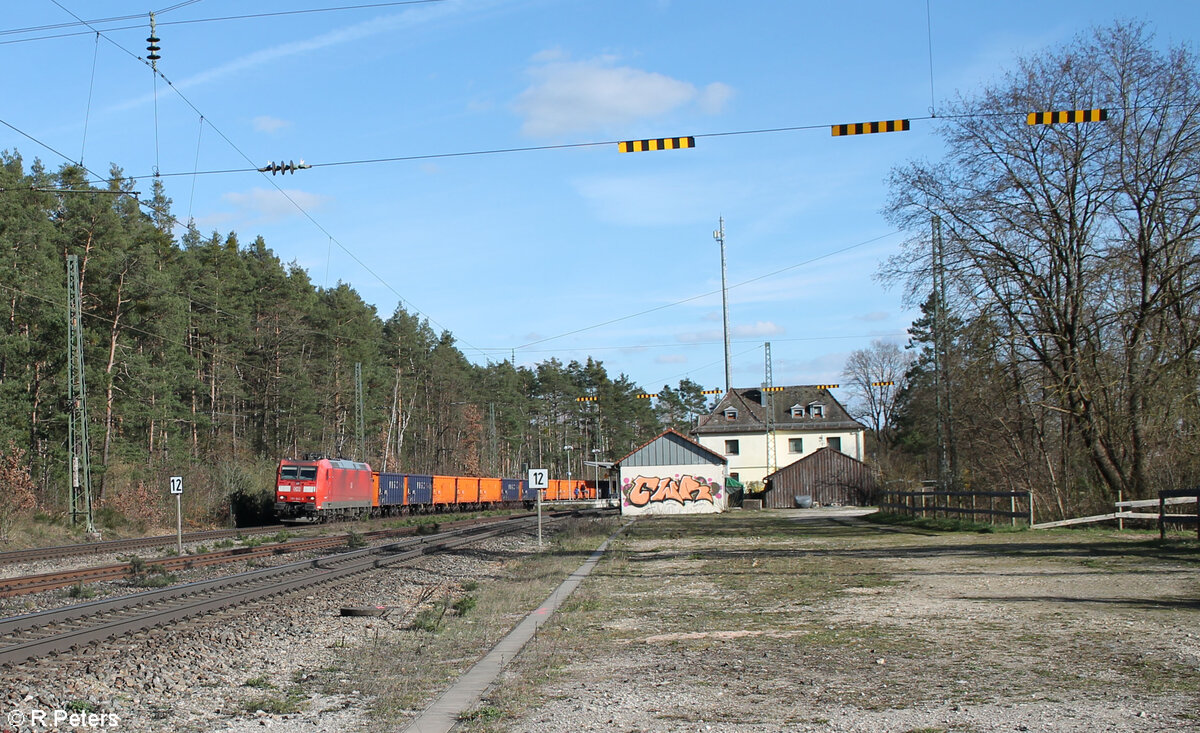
[3,0,1197,399]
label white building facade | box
[692,386,866,487]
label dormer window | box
[809,403,825,418]
[789,404,805,419]
[723,407,738,421]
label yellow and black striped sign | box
[1026,109,1108,125]
[701,389,722,395]
[618,137,695,153]
[576,396,599,402]
[635,393,657,399]
[831,120,909,137]
[763,386,785,392]
[871,380,895,387]
[814,384,839,390]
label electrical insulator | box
[257,160,313,175]
[147,36,161,61]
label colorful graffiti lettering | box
[624,475,718,508]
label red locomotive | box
[274,457,374,521]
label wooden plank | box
[1115,497,1194,508]
[1032,513,1122,529]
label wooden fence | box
[1158,489,1200,540]
[1030,491,1199,535]
[879,489,1033,526]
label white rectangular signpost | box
[528,468,548,546]
[170,476,183,554]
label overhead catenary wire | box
[0,1,449,45]
[79,32,100,166]
[18,5,483,361]
[513,229,903,352]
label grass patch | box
[865,511,1022,533]
[332,515,621,723]
[243,676,274,689]
[65,582,97,599]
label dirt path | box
[459,509,1199,732]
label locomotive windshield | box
[280,465,318,480]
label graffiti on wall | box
[623,474,721,508]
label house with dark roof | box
[614,429,728,516]
[691,386,866,486]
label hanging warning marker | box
[618,137,695,153]
[831,120,910,137]
[1026,109,1108,125]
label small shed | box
[614,429,727,516]
[762,446,878,508]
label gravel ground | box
[463,509,1199,733]
[2,528,537,733]
[5,511,1196,733]
[0,532,413,617]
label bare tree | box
[882,22,1200,504]
[842,340,912,441]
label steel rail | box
[0,513,555,667]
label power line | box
[0,1,447,45]
[5,9,482,361]
[514,229,903,352]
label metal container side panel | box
[432,475,457,505]
[501,479,521,502]
[455,477,481,504]
[407,475,433,505]
[377,472,406,506]
[479,478,502,503]
[520,480,536,501]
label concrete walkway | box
[401,523,629,733]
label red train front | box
[275,457,374,521]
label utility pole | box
[931,216,954,490]
[66,255,95,534]
[354,362,365,461]
[764,342,776,475]
[714,218,732,394]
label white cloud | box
[253,116,292,133]
[676,321,783,343]
[221,188,330,223]
[514,54,732,138]
[655,354,688,364]
[104,3,460,114]
[732,321,784,338]
[854,311,890,322]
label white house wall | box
[696,429,864,486]
[619,463,727,516]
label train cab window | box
[299,467,318,481]
[280,466,299,480]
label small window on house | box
[724,408,738,421]
[789,404,804,418]
[788,438,803,453]
[729,472,739,481]
[725,439,740,455]
[809,403,825,418]
[827,436,842,452]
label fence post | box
[1028,491,1033,526]
[1117,489,1124,531]
[1010,493,1016,527]
[1159,492,1165,541]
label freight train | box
[274,456,597,522]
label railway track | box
[0,525,289,565]
[0,512,559,668]
[0,514,526,598]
